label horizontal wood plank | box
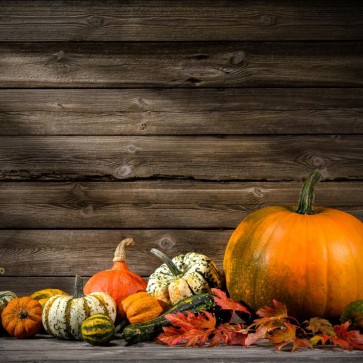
[0,136,362,181]
[0,182,362,229]
[0,1,362,41]
[0,42,362,88]
[0,89,362,135]
[2,337,362,362]
[0,230,231,277]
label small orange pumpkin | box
[1,296,42,338]
[119,291,166,324]
[224,170,363,320]
[84,238,147,311]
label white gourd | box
[42,275,116,340]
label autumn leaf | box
[268,322,312,352]
[209,323,247,347]
[157,311,216,347]
[249,300,289,333]
[244,326,268,347]
[305,317,336,336]
[257,299,288,320]
[211,288,250,316]
[333,322,363,350]
[157,310,248,347]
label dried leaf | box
[158,311,216,347]
[245,326,268,346]
[257,299,288,320]
[305,317,336,336]
[211,288,250,316]
[268,322,312,352]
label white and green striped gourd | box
[0,291,17,311]
[42,275,116,340]
[147,249,223,305]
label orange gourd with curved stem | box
[223,170,363,320]
[84,238,147,310]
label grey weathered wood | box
[0,229,231,277]
[0,42,362,88]
[0,182,362,229]
[0,136,362,181]
[0,336,363,362]
[0,277,77,296]
[0,1,362,41]
[0,89,362,135]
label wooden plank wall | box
[0,1,362,295]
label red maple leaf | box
[211,288,250,317]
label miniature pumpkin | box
[42,275,116,340]
[147,248,223,305]
[81,313,115,346]
[1,296,42,338]
[119,291,166,324]
[84,238,147,310]
[223,169,363,320]
[31,288,69,307]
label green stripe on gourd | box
[81,314,115,346]
[146,249,223,305]
[42,275,116,340]
[0,291,17,310]
[0,291,17,332]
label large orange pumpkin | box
[223,170,363,320]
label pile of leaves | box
[156,289,363,351]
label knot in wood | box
[230,51,246,65]
[87,16,105,28]
[159,238,175,249]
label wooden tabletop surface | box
[1,334,363,362]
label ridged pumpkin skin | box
[1,297,42,338]
[224,171,363,320]
[84,238,147,311]
[42,276,116,340]
[81,314,115,346]
[31,289,69,307]
[120,291,166,324]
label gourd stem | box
[74,275,85,298]
[295,169,322,215]
[18,310,28,319]
[150,248,182,276]
[113,238,134,262]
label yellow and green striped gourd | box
[31,288,69,307]
[81,313,115,345]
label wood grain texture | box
[0,42,362,88]
[1,337,363,362]
[0,182,361,229]
[0,135,362,181]
[0,230,231,277]
[0,89,362,135]
[0,1,362,41]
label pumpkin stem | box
[150,248,182,276]
[74,275,85,298]
[296,169,322,215]
[113,238,134,262]
[18,309,28,319]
